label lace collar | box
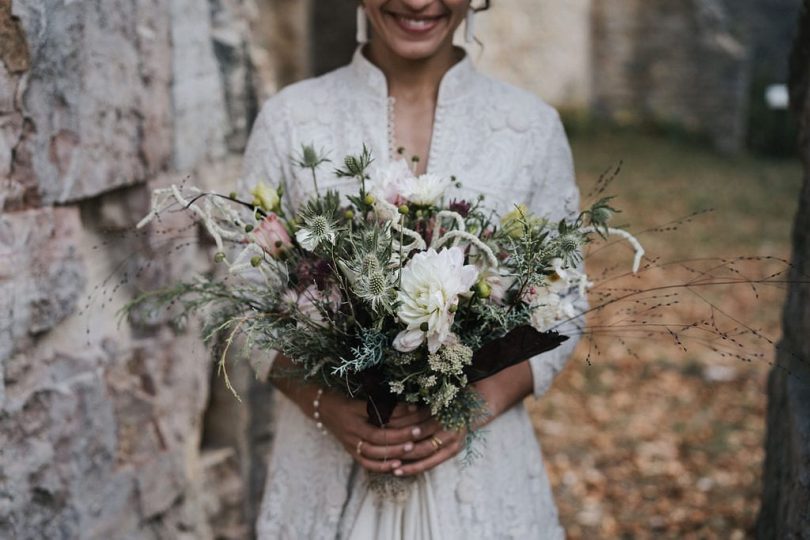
[348,45,477,101]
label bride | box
[241,1,584,537]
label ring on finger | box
[430,436,444,451]
[356,439,365,456]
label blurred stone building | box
[289,0,801,154]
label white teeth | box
[397,16,435,30]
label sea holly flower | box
[393,247,479,353]
[355,265,398,315]
[295,214,338,251]
[253,213,291,257]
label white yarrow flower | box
[393,247,479,353]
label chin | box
[388,40,448,61]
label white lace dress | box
[242,47,582,540]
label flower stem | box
[310,167,320,197]
[398,215,405,287]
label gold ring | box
[430,436,443,450]
[356,439,365,456]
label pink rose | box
[253,213,291,256]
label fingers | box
[404,430,464,461]
[357,439,416,460]
[393,437,464,477]
[359,417,440,446]
[384,407,432,429]
[387,403,419,420]
[353,453,402,474]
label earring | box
[464,8,476,43]
[356,5,368,44]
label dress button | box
[507,109,531,133]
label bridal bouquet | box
[126,145,642,438]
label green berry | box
[250,255,262,267]
[475,281,492,299]
[214,252,226,263]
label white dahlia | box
[393,247,479,353]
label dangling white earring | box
[356,5,368,44]
[464,8,476,43]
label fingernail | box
[394,469,403,477]
[411,427,421,438]
[407,404,417,412]
[391,460,401,468]
[404,442,414,452]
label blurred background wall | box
[0,0,806,538]
[1,0,269,537]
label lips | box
[385,11,448,35]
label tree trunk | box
[757,1,810,537]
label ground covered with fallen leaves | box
[528,127,803,538]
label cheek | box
[445,2,470,30]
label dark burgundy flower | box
[448,199,472,218]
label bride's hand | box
[391,361,534,477]
[318,391,439,473]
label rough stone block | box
[0,62,17,112]
[170,0,228,171]
[137,452,185,518]
[0,112,22,179]
[0,207,85,363]
[8,0,173,205]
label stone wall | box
[476,0,593,110]
[0,0,273,537]
[592,0,751,153]
[757,2,810,536]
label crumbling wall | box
[591,0,751,153]
[0,0,269,537]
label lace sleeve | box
[239,97,290,376]
[239,96,290,200]
[525,110,588,398]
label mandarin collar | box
[349,45,476,101]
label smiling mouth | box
[384,11,448,34]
